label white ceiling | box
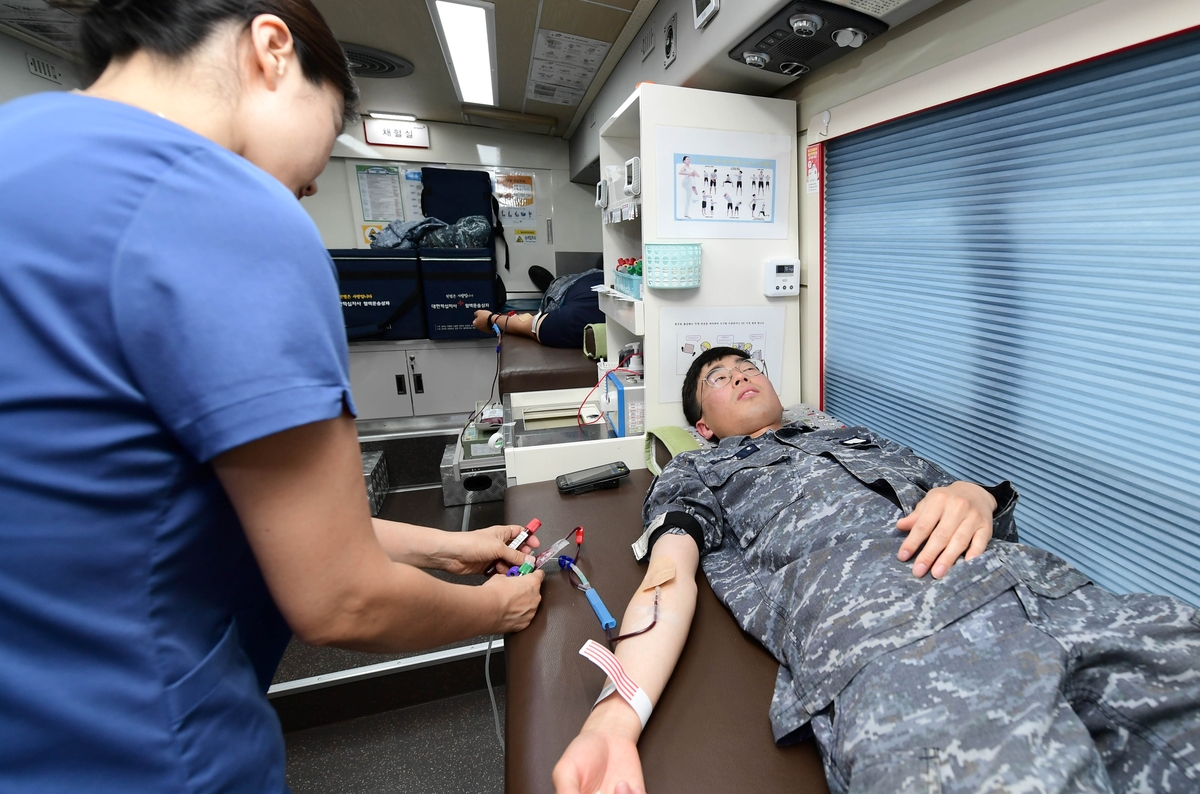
[5,0,658,138]
[314,0,657,136]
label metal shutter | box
[823,29,1200,605]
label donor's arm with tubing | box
[552,533,701,794]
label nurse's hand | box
[897,481,997,579]
[481,569,544,633]
[436,524,541,576]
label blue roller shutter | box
[823,28,1200,605]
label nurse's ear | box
[244,14,298,93]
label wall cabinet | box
[349,339,496,420]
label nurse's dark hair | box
[79,0,359,121]
[682,346,750,428]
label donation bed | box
[504,469,830,793]
[498,333,598,395]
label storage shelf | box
[598,89,640,139]
[599,290,645,335]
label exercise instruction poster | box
[655,126,792,240]
[658,306,785,403]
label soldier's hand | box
[553,698,646,794]
[896,481,997,579]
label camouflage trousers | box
[809,584,1200,793]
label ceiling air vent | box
[340,43,414,79]
[728,0,886,78]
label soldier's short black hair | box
[682,346,750,427]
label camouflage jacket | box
[634,422,1090,742]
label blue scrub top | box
[0,93,355,792]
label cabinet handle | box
[413,374,424,394]
[395,374,407,395]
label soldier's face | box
[695,355,785,440]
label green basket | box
[643,243,702,289]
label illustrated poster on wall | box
[494,173,537,243]
[356,164,404,223]
[655,126,792,240]
[806,144,823,194]
[658,306,786,403]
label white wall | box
[785,0,1200,405]
[302,120,602,293]
[0,31,80,104]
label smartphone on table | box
[556,461,630,495]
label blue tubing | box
[585,588,617,630]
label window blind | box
[823,29,1200,605]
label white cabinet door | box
[407,346,496,416]
[348,350,414,420]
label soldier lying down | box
[553,346,1200,794]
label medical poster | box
[658,306,786,403]
[356,165,404,223]
[806,144,823,194]
[655,126,792,240]
[494,173,537,237]
[525,29,610,106]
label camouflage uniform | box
[634,422,1200,792]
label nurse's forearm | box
[315,557,540,652]
[214,413,541,653]
[371,519,454,567]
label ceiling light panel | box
[427,0,498,107]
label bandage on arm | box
[585,533,699,734]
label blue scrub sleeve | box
[112,149,355,463]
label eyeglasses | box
[702,360,766,389]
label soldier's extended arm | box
[552,533,700,794]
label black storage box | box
[419,248,496,340]
[330,249,426,341]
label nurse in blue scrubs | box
[0,1,543,791]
